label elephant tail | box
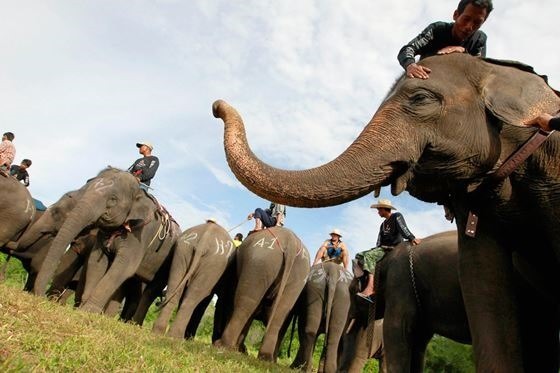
[265,231,301,334]
[323,265,338,348]
[158,242,203,310]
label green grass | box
[0,283,293,372]
[0,255,473,372]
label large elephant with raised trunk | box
[213,53,560,372]
[214,227,310,362]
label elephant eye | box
[410,91,437,105]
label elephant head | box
[33,167,151,295]
[213,53,559,207]
[214,54,560,371]
[14,191,80,251]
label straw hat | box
[329,228,342,237]
[370,198,396,210]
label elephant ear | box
[126,189,153,226]
[481,63,560,126]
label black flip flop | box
[356,293,374,303]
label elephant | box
[290,261,353,373]
[0,173,35,246]
[32,167,181,317]
[214,227,310,362]
[152,221,236,338]
[213,53,560,371]
[340,230,470,373]
[8,190,81,252]
[1,190,91,291]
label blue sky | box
[2,1,559,263]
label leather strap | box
[466,129,554,238]
[489,129,554,182]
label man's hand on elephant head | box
[524,113,553,132]
[406,63,431,79]
[411,238,421,246]
[437,46,466,55]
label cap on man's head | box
[136,141,154,150]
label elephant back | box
[237,227,310,269]
[135,208,181,281]
[0,174,35,245]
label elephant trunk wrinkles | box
[16,216,51,251]
[213,99,418,207]
[33,201,99,296]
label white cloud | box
[1,1,559,251]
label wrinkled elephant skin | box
[214,54,560,371]
[215,227,310,362]
[152,221,235,338]
[291,261,353,373]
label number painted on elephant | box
[214,238,234,257]
[92,178,115,194]
[337,268,354,283]
[252,237,281,251]
[24,198,33,213]
[182,232,198,243]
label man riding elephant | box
[355,199,420,302]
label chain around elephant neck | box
[408,245,422,311]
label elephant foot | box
[167,328,184,340]
[257,350,275,362]
[80,302,103,314]
[152,324,166,335]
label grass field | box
[0,283,294,372]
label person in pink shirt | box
[0,132,16,172]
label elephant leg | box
[184,294,213,339]
[73,266,87,307]
[167,273,220,339]
[57,288,75,305]
[216,269,276,350]
[24,272,37,292]
[458,233,523,372]
[81,248,109,306]
[383,303,415,372]
[103,297,123,317]
[119,278,144,321]
[131,277,164,325]
[324,299,350,373]
[153,252,190,335]
[292,299,321,371]
[347,325,371,373]
[47,249,81,299]
[410,335,430,373]
[258,275,306,361]
[81,248,144,314]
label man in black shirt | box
[128,141,159,189]
[355,199,421,301]
[525,113,560,132]
[10,159,32,187]
[398,0,493,79]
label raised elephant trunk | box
[213,99,419,207]
[33,201,100,296]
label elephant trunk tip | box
[212,99,228,119]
